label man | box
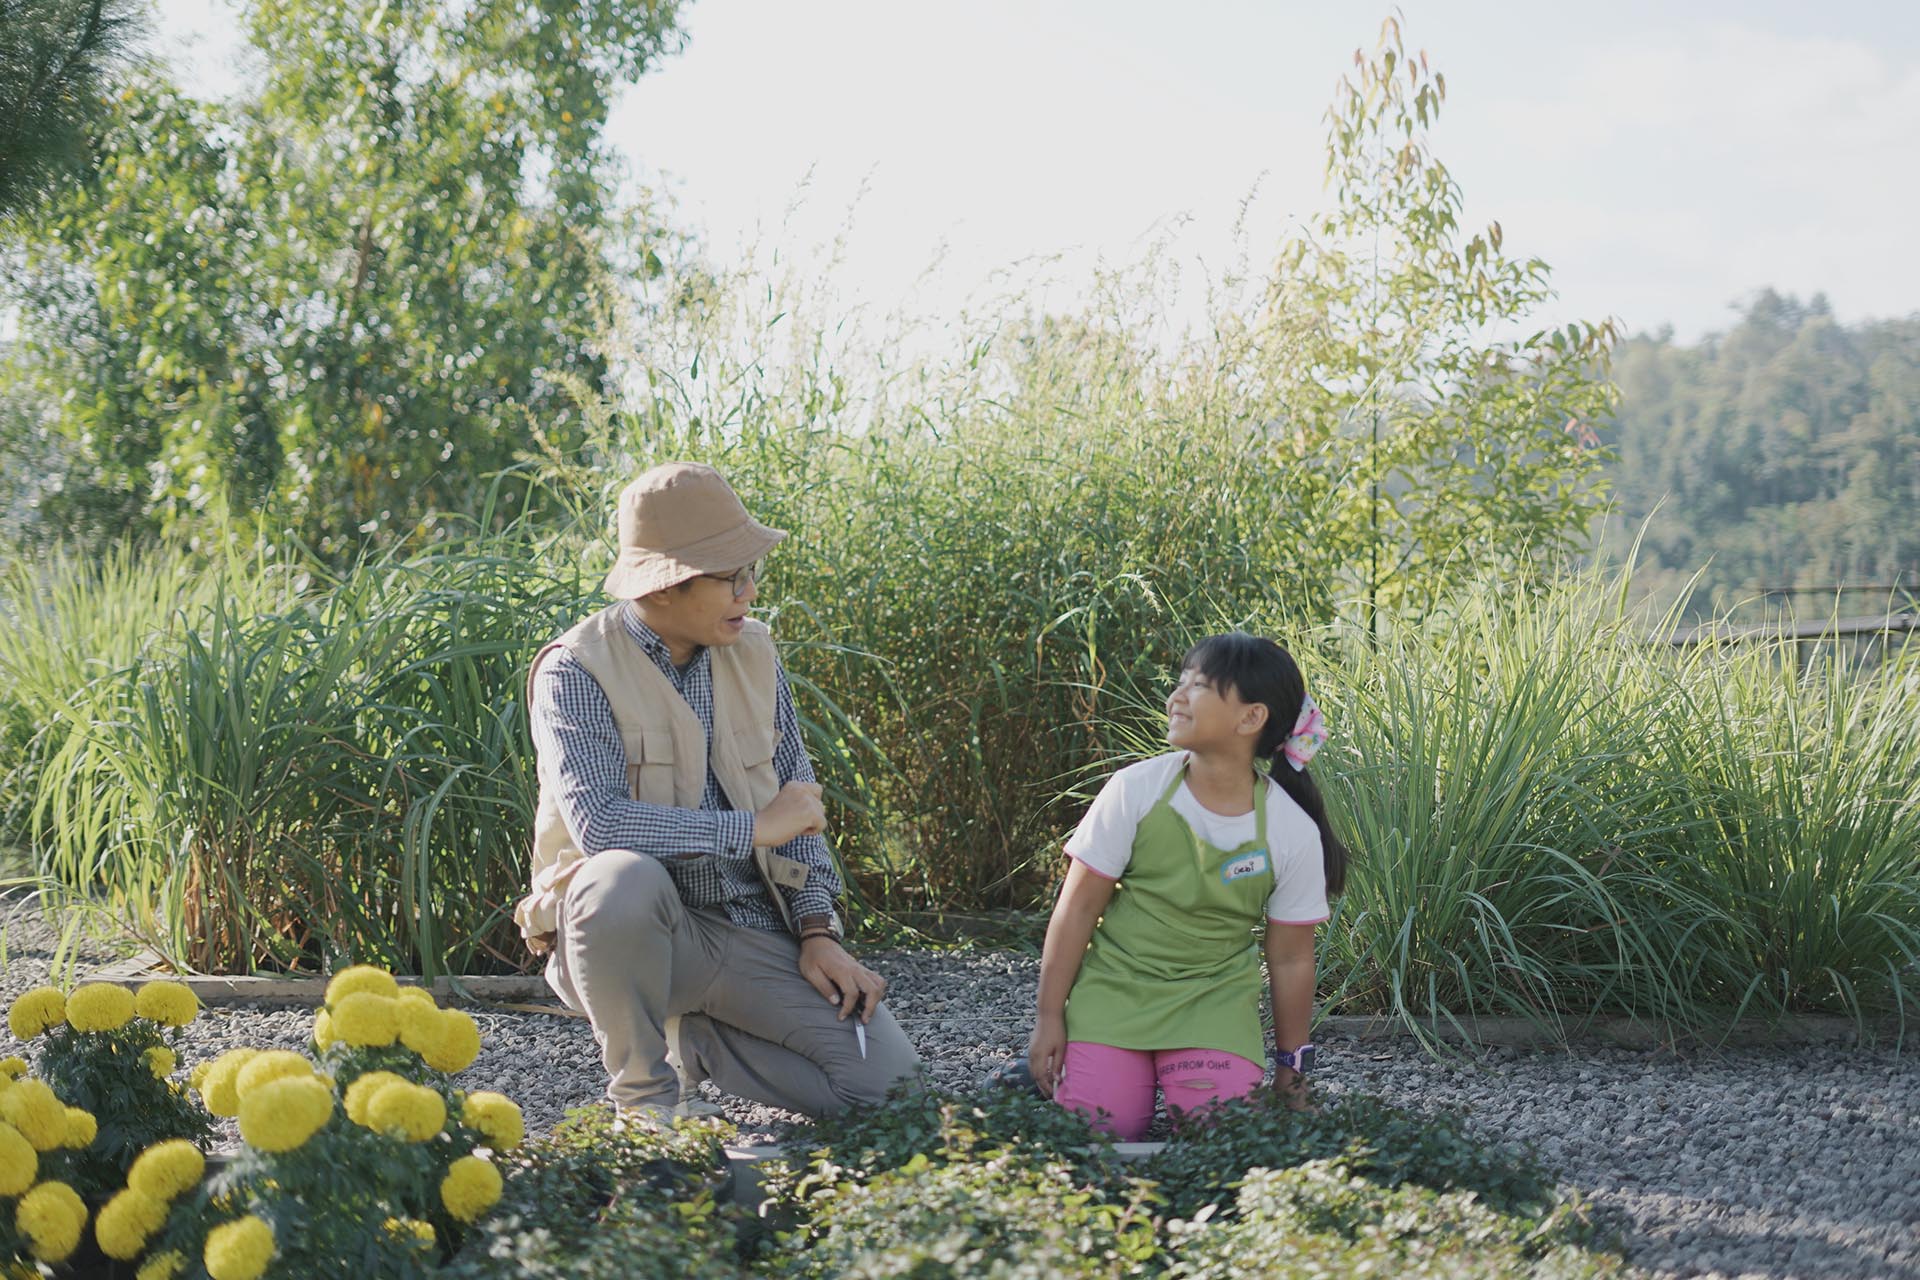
[518,461,920,1121]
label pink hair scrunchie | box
[1282,695,1328,771]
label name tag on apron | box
[1218,851,1269,883]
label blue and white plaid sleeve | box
[771,662,844,921]
[529,650,756,862]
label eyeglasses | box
[697,559,763,599]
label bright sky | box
[158,0,1920,342]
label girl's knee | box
[1055,1094,1152,1142]
[1055,1042,1157,1141]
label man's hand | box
[1026,1011,1067,1098]
[754,781,827,848]
[798,935,886,1022]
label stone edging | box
[87,954,1899,1047]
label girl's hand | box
[1027,1013,1067,1098]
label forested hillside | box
[1602,292,1920,616]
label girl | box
[1025,632,1349,1140]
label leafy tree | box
[3,0,684,554]
[1258,14,1619,624]
[1603,292,1920,615]
[0,0,144,221]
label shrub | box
[441,1107,740,1280]
[780,1147,1161,1280]
[1166,1161,1623,1279]
[1139,1088,1552,1221]
[0,1061,95,1268]
[100,969,520,1275]
[6,981,212,1200]
[777,1085,1126,1190]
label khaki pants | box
[547,849,921,1116]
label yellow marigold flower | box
[383,1216,436,1247]
[198,1049,259,1117]
[233,1049,312,1099]
[364,1080,445,1142]
[440,1155,503,1223]
[15,1179,86,1261]
[324,964,399,1005]
[62,1107,97,1149]
[95,1187,169,1259]
[65,983,135,1032]
[394,985,437,1006]
[188,1060,212,1090]
[420,1008,481,1074]
[342,1070,409,1126]
[461,1091,524,1151]
[133,981,199,1027]
[7,988,66,1040]
[127,1140,206,1201]
[238,1074,333,1153]
[203,1214,275,1280]
[312,1007,336,1049]
[0,1056,26,1079]
[0,1121,37,1196]
[137,1250,187,1280]
[144,1046,178,1080]
[394,997,444,1058]
[0,1080,68,1151]
[332,992,400,1047]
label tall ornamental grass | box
[4,524,1916,1037]
[0,541,290,852]
[1093,572,1919,1039]
[1312,581,1919,1038]
[544,253,1345,910]
[23,518,601,975]
[1638,641,1920,1025]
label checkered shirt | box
[528,607,840,933]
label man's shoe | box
[982,1054,1041,1097]
[613,1096,726,1134]
[612,1100,675,1134]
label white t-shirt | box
[1064,752,1330,925]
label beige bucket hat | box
[602,462,787,599]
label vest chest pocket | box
[732,725,781,809]
[624,729,678,805]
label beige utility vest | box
[515,603,804,952]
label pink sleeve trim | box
[1267,915,1329,926]
[1068,852,1120,881]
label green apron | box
[1064,760,1276,1064]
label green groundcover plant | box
[750,1085,1622,1279]
[1166,1161,1625,1280]
[436,1108,738,1280]
[1,991,1633,1280]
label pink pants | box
[1052,1040,1264,1141]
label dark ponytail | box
[1181,632,1351,896]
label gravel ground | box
[4,893,1915,1280]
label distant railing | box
[1662,611,1918,672]
[1664,613,1920,646]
